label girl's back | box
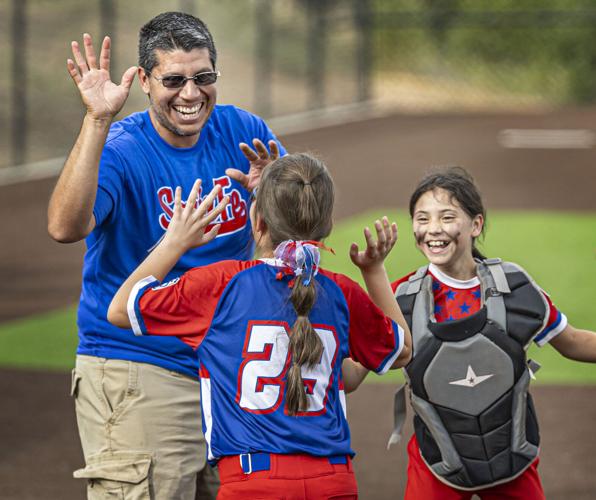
[132,258,402,461]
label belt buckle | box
[239,453,252,474]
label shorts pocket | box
[70,368,82,398]
[101,361,139,423]
[73,450,152,500]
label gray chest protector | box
[395,259,549,490]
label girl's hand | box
[162,179,229,253]
[349,217,398,272]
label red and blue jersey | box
[128,260,404,462]
[392,263,567,346]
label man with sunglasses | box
[48,11,285,500]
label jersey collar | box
[428,263,480,289]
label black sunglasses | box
[150,71,220,89]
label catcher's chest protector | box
[395,259,549,490]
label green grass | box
[0,210,595,384]
[0,306,78,372]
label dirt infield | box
[1,110,595,499]
[1,368,595,499]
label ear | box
[138,67,151,95]
[256,213,268,236]
[471,214,484,238]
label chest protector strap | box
[478,258,509,332]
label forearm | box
[361,265,412,366]
[108,241,184,328]
[550,325,596,362]
[361,265,400,319]
[47,114,112,242]
[342,359,369,393]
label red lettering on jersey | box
[157,176,248,235]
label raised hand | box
[225,139,280,192]
[162,179,230,253]
[67,33,137,121]
[349,217,398,272]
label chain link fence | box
[2,0,596,168]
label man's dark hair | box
[138,12,217,72]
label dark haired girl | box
[346,165,596,499]
[108,153,412,499]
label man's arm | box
[48,34,136,243]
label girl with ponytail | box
[108,153,411,499]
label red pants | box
[404,436,545,500]
[217,453,358,500]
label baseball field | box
[1,110,595,499]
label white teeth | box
[173,104,202,114]
[428,241,448,248]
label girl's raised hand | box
[162,179,229,253]
[349,216,398,271]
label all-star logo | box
[157,176,248,235]
[449,365,494,388]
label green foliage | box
[372,0,596,103]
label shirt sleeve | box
[93,145,126,227]
[391,272,416,294]
[127,260,255,349]
[328,272,404,374]
[533,290,568,347]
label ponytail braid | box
[285,275,322,415]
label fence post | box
[305,0,328,110]
[100,0,116,73]
[354,0,372,102]
[254,0,273,117]
[11,0,27,166]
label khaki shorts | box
[71,355,219,499]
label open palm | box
[226,139,280,192]
[350,217,398,271]
[67,34,137,120]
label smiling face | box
[139,48,216,148]
[412,188,484,279]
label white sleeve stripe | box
[535,313,568,347]
[127,275,159,337]
[377,321,405,375]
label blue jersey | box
[77,106,286,378]
[128,260,404,461]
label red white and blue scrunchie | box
[273,240,333,287]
